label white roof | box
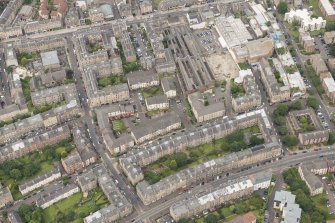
[319,0,335,16]
[287,72,306,92]
[215,16,252,48]
[323,77,335,92]
[12,142,25,152]
[235,69,253,84]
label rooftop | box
[319,0,335,16]
[41,51,60,67]
[274,190,296,204]
[323,77,335,92]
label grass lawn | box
[142,87,162,98]
[21,77,66,114]
[309,0,323,18]
[153,0,162,8]
[310,29,325,37]
[0,159,55,200]
[192,195,264,223]
[0,140,74,200]
[112,119,127,134]
[312,193,328,214]
[147,109,170,118]
[306,64,325,94]
[123,61,141,74]
[43,188,109,223]
[285,22,300,39]
[97,75,125,88]
[238,63,250,70]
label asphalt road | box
[0,48,11,106]
[121,147,335,222]
[1,0,244,44]
[277,19,335,133]
[65,36,144,212]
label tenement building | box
[84,166,133,222]
[170,172,272,221]
[96,104,135,155]
[120,109,279,205]
[19,168,62,195]
[130,112,181,144]
[260,58,290,104]
[0,125,71,162]
[0,184,14,208]
[188,90,225,122]
[232,69,262,113]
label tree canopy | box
[273,104,289,117]
[282,135,298,147]
[277,1,288,14]
[306,96,319,110]
[205,214,218,223]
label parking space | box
[194,29,221,54]
[315,36,331,60]
[316,108,330,130]
[130,24,153,59]
[322,177,335,216]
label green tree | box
[205,213,218,223]
[10,169,22,180]
[20,57,29,67]
[144,171,161,184]
[31,208,44,223]
[23,163,40,177]
[225,130,244,143]
[231,83,245,97]
[169,160,178,170]
[250,135,264,146]
[273,104,289,117]
[65,211,76,222]
[290,101,302,110]
[282,135,298,147]
[19,204,34,222]
[173,152,188,168]
[85,19,92,25]
[55,212,65,223]
[178,219,192,223]
[278,126,288,135]
[277,1,288,14]
[274,116,286,126]
[306,96,319,110]
[326,22,335,31]
[311,211,325,223]
[328,132,335,145]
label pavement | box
[314,36,330,61]
[0,48,11,106]
[65,36,144,212]
[277,18,335,134]
[122,147,335,222]
[267,173,284,222]
[322,178,335,215]
[1,3,335,222]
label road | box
[277,18,335,133]
[122,147,335,222]
[0,47,11,107]
[65,36,144,212]
[314,36,330,61]
[1,2,333,221]
[267,173,284,222]
[1,0,244,43]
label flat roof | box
[320,0,335,16]
[41,51,60,66]
[323,77,335,92]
